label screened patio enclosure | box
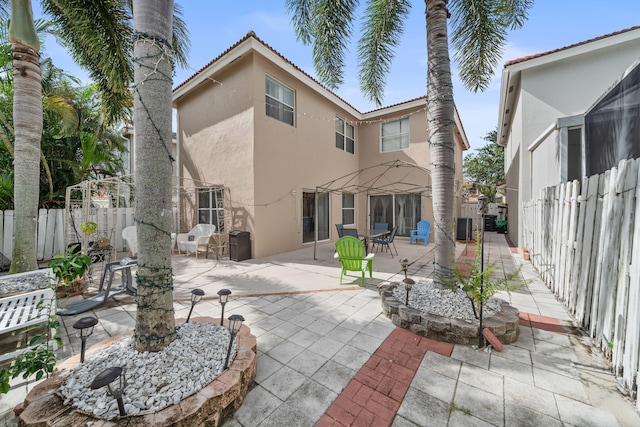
[585,58,640,176]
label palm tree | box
[131,0,176,351]
[6,0,189,275]
[286,0,531,283]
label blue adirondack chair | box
[410,220,431,246]
[334,236,374,286]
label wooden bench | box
[0,287,57,364]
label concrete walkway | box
[1,233,639,426]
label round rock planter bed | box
[378,281,520,346]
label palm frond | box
[497,0,533,29]
[450,0,532,92]
[286,0,314,44]
[41,0,133,125]
[287,0,359,90]
[171,2,190,69]
[42,94,78,132]
[357,0,410,105]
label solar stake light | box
[186,288,205,323]
[403,278,415,306]
[90,367,127,417]
[224,314,245,369]
[73,316,98,363]
[400,258,410,279]
[217,288,232,326]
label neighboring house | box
[172,32,469,258]
[497,26,640,248]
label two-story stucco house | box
[497,26,640,249]
[172,32,469,259]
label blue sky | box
[38,1,640,152]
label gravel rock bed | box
[392,279,502,322]
[0,270,53,296]
[59,322,234,420]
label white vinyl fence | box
[0,208,135,268]
[522,157,640,405]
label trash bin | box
[229,230,251,261]
[483,214,497,232]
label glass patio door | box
[369,195,393,230]
[395,194,421,237]
[303,191,329,243]
[369,193,421,237]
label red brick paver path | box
[316,328,454,427]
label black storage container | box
[483,214,497,232]
[456,218,473,241]
[229,230,251,261]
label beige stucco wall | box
[249,55,360,257]
[175,55,256,236]
[174,43,468,258]
[357,108,434,237]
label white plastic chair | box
[176,224,216,258]
[122,226,138,257]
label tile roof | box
[505,25,640,67]
[172,31,362,111]
[172,31,428,115]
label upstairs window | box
[265,76,294,126]
[335,116,355,154]
[381,117,409,152]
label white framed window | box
[342,193,355,225]
[335,116,355,154]
[381,117,409,152]
[198,187,225,232]
[265,75,295,126]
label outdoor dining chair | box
[334,236,374,286]
[373,225,398,258]
[335,224,344,238]
[342,228,359,238]
[374,222,388,231]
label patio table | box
[344,229,389,252]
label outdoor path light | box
[224,314,245,369]
[400,258,409,279]
[477,195,489,348]
[186,288,205,323]
[73,316,98,363]
[217,289,232,326]
[403,278,415,306]
[90,366,127,417]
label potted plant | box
[96,235,111,248]
[495,219,508,234]
[48,244,91,298]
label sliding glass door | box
[369,193,421,237]
[303,191,329,243]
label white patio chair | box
[122,226,138,257]
[176,224,216,258]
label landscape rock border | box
[18,317,256,427]
[378,282,520,345]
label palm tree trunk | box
[426,0,455,283]
[9,0,41,274]
[132,0,176,352]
